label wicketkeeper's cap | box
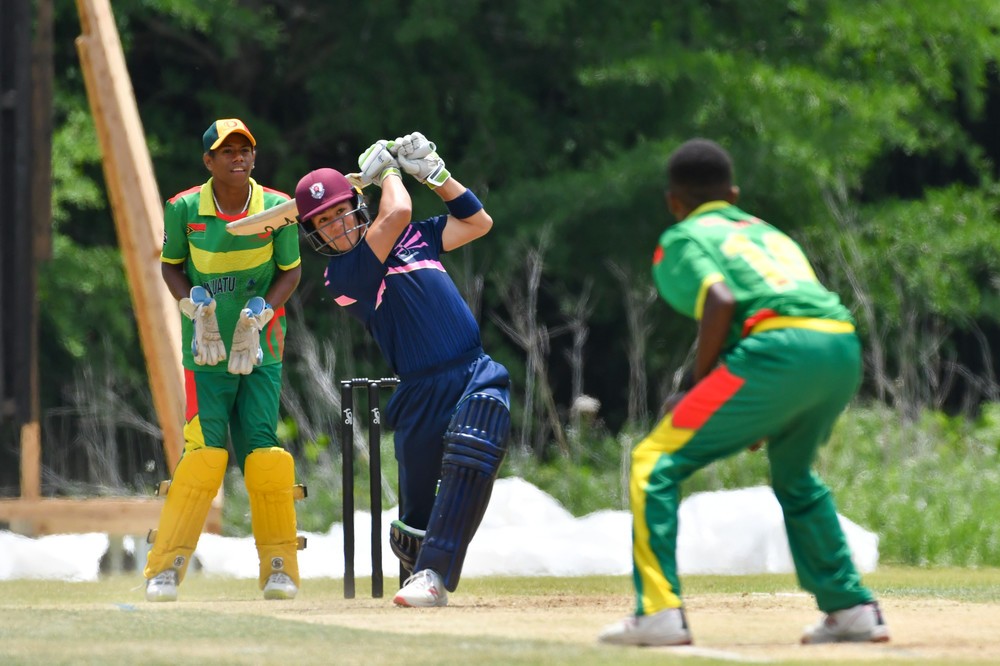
[295,168,357,221]
[203,118,256,152]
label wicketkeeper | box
[293,133,511,607]
[144,118,304,602]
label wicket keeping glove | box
[179,286,226,366]
[227,297,274,375]
[393,132,450,189]
[348,140,401,189]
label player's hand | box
[227,297,274,375]
[392,132,450,188]
[179,286,226,366]
[350,140,400,189]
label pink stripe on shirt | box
[385,260,446,275]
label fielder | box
[599,138,890,646]
[145,118,304,602]
[293,133,511,607]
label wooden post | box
[19,422,40,500]
[74,0,185,473]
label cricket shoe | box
[801,601,890,644]
[263,572,298,600]
[598,608,693,647]
[393,569,448,607]
[145,569,178,602]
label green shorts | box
[182,364,283,471]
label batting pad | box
[416,393,510,591]
[245,447,300,589]
[143,446,228,582]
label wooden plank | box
[18,422,40,500]
[74,0,185,473]
[0,498,222,537]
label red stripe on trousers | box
[672,365,745,430]
[184,368,198,422]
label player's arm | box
[391,132,490,251]
[161,258,193,301]
[653,281,734,422]
[348,140,413,263]
[434,178,493,252]
[364,172,413,263]
[160,201,194,300]
[694,282,735,382]
[265,265,301,309]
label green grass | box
[0,567,997,665]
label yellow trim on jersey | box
[161,255,185,265]
[685,200,731,219]
[247,180,265,214]
[198,182,215,216]
[198,178,264,216]
[750,317,855,336]
[694,272,724,320]
[631,417,695,613]
[190,243,274,274]
[277,257,302,272]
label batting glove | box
[179,286,226,366]
[392,132,450,189]
[227,297,274,375]
[347,140,401,189]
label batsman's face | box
[204,136,256,187]
[311,202,363,252]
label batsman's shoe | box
[598,608,693,647]
[393,569,448,607]
[263,572,298,600]
[801,602,890,644]
[145,569,178,602]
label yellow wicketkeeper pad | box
[245,447,300,589]
[144,446,228,582]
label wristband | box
[445,189,484,219]
[379,166,401,185]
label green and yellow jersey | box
[161,177,301,371]
[652,201,853,349]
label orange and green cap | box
[203,118,256,152]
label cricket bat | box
[226,172,369,236]
[225,198,300,236]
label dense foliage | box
[35,1,1000,495]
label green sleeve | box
[653,231,723,320]
[161,200,189,264]
[272,223,301,270]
